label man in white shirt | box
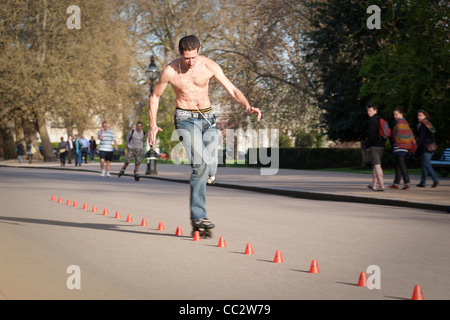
[98,121,118,177]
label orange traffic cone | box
[115,211,121,219]
[103,208,109,216]
[141,218,148,226]
[91,205,97,213]
[73,200,78,208]
[244,243,254,255]
[126,214,133,222]
[273,250,283,263]
[51,195,56,201]
[217,236,226,247]
[175,226,183,236]
[83,203,88,210]
[66,199,72,205]
[411,285,425,300]
[58,197,63,203]
[157,221,165,231]
[357,272,368,287]
[193,230,201,241]
[309,260,320,273]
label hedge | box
[247,148,362,169]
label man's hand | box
[148,126,163,146]
[247,106,262,122]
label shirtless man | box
[148,35,261,238]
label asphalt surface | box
[1,159,449,212]
[1,164,450,301]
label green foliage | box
[248,148,362,169]
[307,0,448,146]
[306,1,382,142]
[360,0,449,145]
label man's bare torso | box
[166,56,214,110]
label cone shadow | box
[335,281,358,287]
[0,216,185,239]
[290,269,310,273]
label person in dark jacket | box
[57,137,68,166]
[366,104,386,191]
[416,109,439,188]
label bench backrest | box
[440,148,450,161]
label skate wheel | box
[201,230,213,239]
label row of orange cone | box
[51,194,425,300]
[52,195,168,230]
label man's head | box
[136,121,143,132]
[179,35,200,54]
[179,35,201,70]
[366,104,378,117]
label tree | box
[359,0,449,145]
[0,0,138,160]
[305,0,386,144]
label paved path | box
[1,166,450,302]
[1,160,449,212]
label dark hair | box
[366,104,378,111]
[394,107,404,115]
[178,35,201,54]
[136,121,143,126]
[418,109,430,119]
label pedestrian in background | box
[16,141,25,164]
[366,104,386,191]
[74,136,82,166]
[80,134,90,164]
[98,121,118,177]
[118,121,146,181]
[26,141,36,164]
[416,109,439,188]
[389,108,416,190]
[89,136,97,162]
[57,137,68,166]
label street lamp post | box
[145,55,160,96]
[145,56,160,175]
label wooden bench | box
[431,148,450,177]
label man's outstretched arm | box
[209,60,261,121]
[148,67,170,146]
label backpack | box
[379,118,391,139]
[128,129,146,144]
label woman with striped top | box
[389,108,416,190]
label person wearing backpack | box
[366,104,387,191]
[117,121,146,181]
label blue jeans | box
[420,152,438,185]
[75,150,82,165]
[174,113,218,221]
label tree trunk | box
[0,118,17,159]
[35,111,55,162]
